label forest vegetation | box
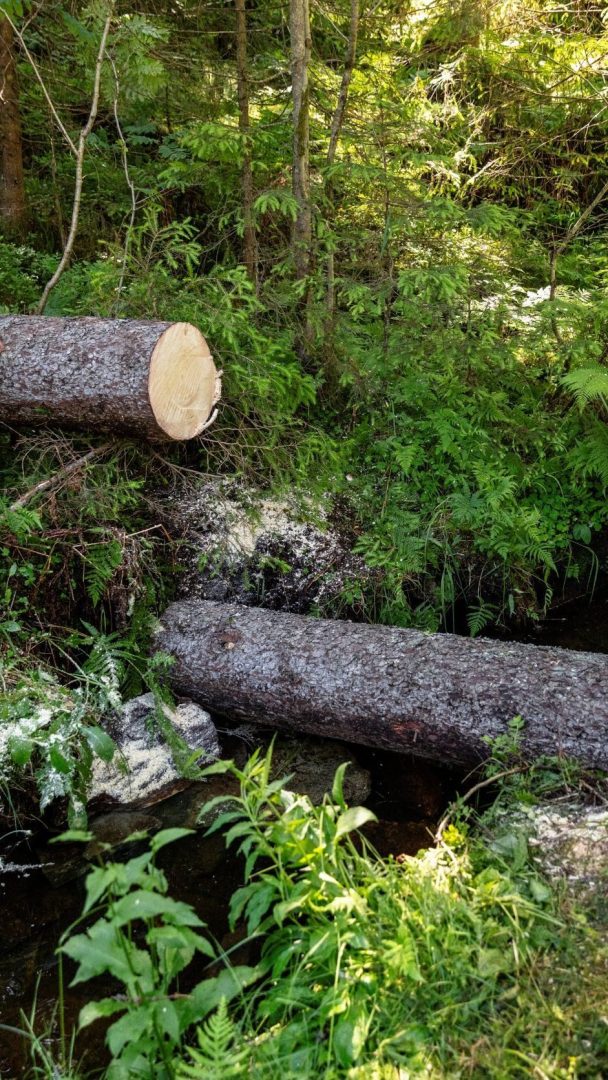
[2,0,608,631]
[1,0,608,1076]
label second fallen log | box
[155,599,608,771]
[0,315,221,440]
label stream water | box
[0,592,606,1076]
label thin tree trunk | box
[326,0,359,317]
[235,0,258,289]
[37,11,113,314]
[549,177,608,302]
[0,16,27,238]
[548,177,608,345]
[290,0,312,281]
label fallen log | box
[0,315,221,440]
[155,599,608,770]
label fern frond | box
[83,537,123,606]
[467,601,497,638]
[177,999,249,1079]
[448,489,482,526]
[0,505,42,540]
[562,366,608,412]
[570,421,608,488]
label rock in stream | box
[89,693,220,808]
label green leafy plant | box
[193,749,562,1074]
[55,748,608,1078]
[0,667,115,824]
[59,827,263,1080]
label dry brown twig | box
[9,443,111,511]
[434,766,522,843]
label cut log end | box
[148,322,219,440]
[0,315,222,441]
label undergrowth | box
[14,748,607,1079]
[3,264,608,636]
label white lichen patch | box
[223,496,308,558]
[0,707,54,760]
[165,479,327,562]
[90,693,220,807]
[526,803,608,887]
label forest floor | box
[0,437,607,1078]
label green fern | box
[570,420,608,487]
[83,536,123,606]
[467,601,497,637]
[77,621,148,699]
[562,366,608,412]
[0,505,42,540]
[177,999,249,1079]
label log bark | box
[155,599,608,771]
[0,315,221,441]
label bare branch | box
[550,175,608,301]
[10,444,111,511]
[326,0,359,169]
[434,768,522,843]
[3,10,77,156]
[37,11,113,314]
[548,177,608,343]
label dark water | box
[510,594,608,654]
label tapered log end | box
[148,322,220,440]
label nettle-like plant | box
[59,827,262,1080]
[52,748,606,1078]
[194,750,557,1075]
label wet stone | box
[89,693,220,809]
[491,800,608,915]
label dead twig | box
[3,11,77,156]
[9,444,110,511]
[38,10,113,313]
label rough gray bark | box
[290,0,312,281]
[0,315,210,439]
[155,600,608,771]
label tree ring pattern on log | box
[148,322,218,439]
